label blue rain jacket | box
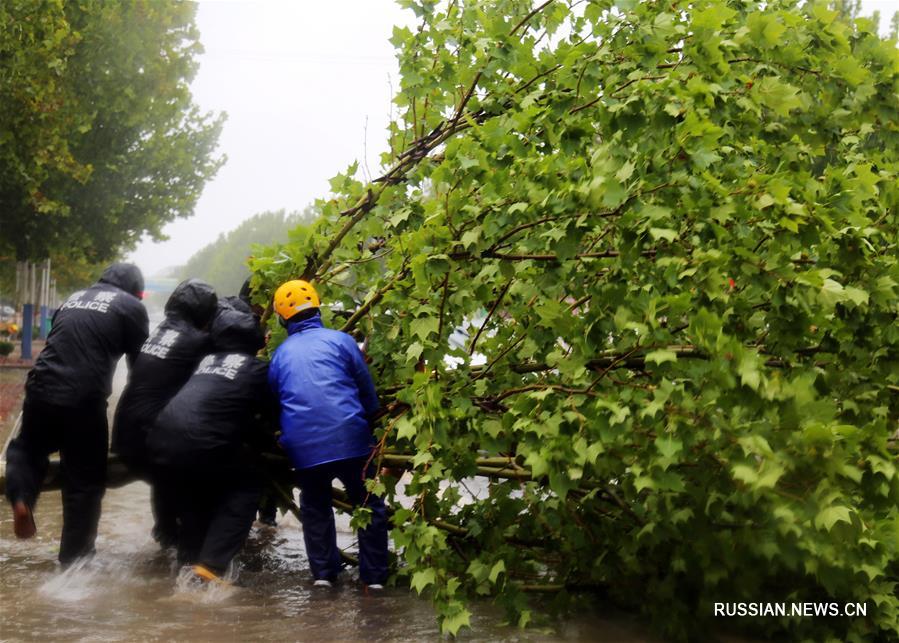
[268,313,379,470]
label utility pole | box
[21,261,34,360]
[39,258,51,339]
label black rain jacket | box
[111,279,218,466]
[148,308,272,471]
[26,263,149,407]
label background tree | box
[0,0,224,281]
[252,0,899,639]
[180,208,314,295]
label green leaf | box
[738,354,761,390]
[754,193,775,210]
[440,607,471,636]
[457,155,480,170]
[525,451,550,478]
[649,228,678,242]
[747,13,786,48]
[410,316,439,340]
[814,506,852,532]
[756,462,785,489]
[460,228,480,248]
[692,4,736,29]
[752,77,802,116]
[732,464,757,485]
[488,560,506,584]
[645,349,677,365]
[615,160,636,182]
[656,435,682,459]
[411,568,436,594]
[396,417,416,441]
[406,342,424,361]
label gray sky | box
[128,0,898,277]
[129,0,413,276]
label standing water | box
[1,361,658,641]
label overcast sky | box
[128,1,413,276]
[127,0,898,277]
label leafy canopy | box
[0,0,224,263]
[253,0,899,639]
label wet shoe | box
[312,579,333,588]
[366,584,384,591]
[12,501,36,539]
[192,564,230,586]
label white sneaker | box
[313,579,333,588]
[366,584,384,590]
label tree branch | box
[468,279,513,356]
[340,267,409,333]
[511,0,556,36]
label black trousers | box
[118,444,178,547]
[159,464,262,575]
[4,396,108,564]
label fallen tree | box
[247,1,899,639]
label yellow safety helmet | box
[273,279,320,321]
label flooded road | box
[0,481,450,641]
[0,359,659,642]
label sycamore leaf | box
[396,417,416,441]
[649,227,678,242]
[646,349,677,365]
[460,228,480,248]
[615,160,636,182]
[411,568,436,594]
[410,316,439,340]
[488,560,506,584]
[441,607,472,636]
[752,77,802,116]
[814,506,852,532]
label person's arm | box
[267,352,280,395]
[124,302,149,368]
[248,362,282,453]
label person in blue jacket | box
[267,279,388,589]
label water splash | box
[168,565,238,604]
[39,556,136,602]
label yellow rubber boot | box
[191,564,230,586]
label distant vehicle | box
[0,305,15,319]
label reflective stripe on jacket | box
[26,265,148,406]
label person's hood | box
[211,307,264,353]
[286,310,323,335]
[238,277,253,307]
[98,263,144,299]
[217,295,253,316]
[165,279,218,328]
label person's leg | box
[296,463,341,582]
[150,477,179,548]
[58,400,108,564]
[119,442,178,547]
[257,489,278,527]
[337,457,389,585]
[4,398,58,538]
[175,473,213,567]
[197,471,262,575]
